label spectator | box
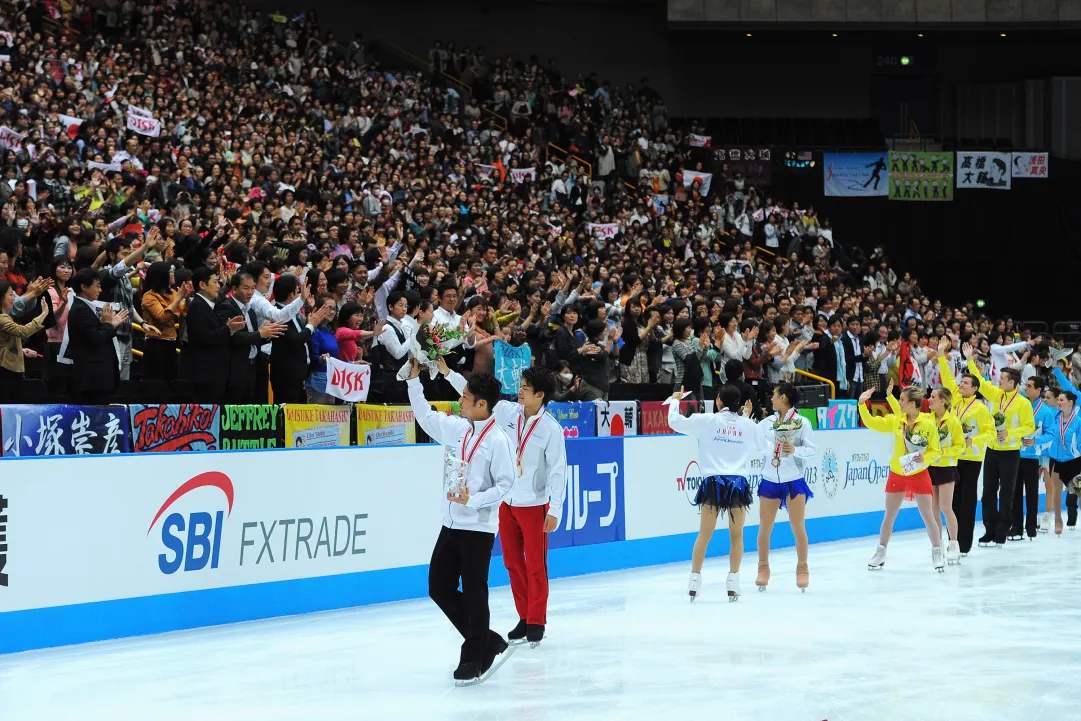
[0,280,49,403]
[45,257,74,393]
[66,268,127,405]
[140,261,188,382]
[270,275,329,405]
[217,273,284,404]
[306,294,342,405]
[185,267,241,404]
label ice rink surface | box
[2,529,1080,721]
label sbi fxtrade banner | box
[823,153,889,197]
[622,430,894,541]
[493,436,625,555]
[1,404,130,456]
[0,446,444,622]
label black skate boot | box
[482,634,509,674]
[453,659,481,682]
[525,624,545,647]
[507,620,527,645]
[977,533,997,548]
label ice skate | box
[525,624,544,648]
[946,540,961,565]
[688,571,702,601]
[1007,529,1023,542]
[932,546,945,572]
[507,620,527,646]
[796,562,809,592]
[726,572,741,602]
[1039,511,1052,533]
[868,544,887,570]
[1055,517,1064,535]
[456,636,515,687]
[755,561,770,591]
[977,533,995,548]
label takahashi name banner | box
[888,151,954,201]
[1011,152,1049,179]
[955,151,1011,190]
[823,153,889,197]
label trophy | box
[443,446,468,498]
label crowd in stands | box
[0,0,1079,413]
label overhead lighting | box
[831,33,838,37]
[1000,32,1007,37]
[746,32,752,37]
[917,33,924,37]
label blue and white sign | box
[547,402,597,438]
[816,399,861,430]
[823,153,890,197]
[1,404,130,457]
[493,340,531,395]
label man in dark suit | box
[185,266,243,404]
[812,315,846,393]
[67,268,128,405]
[269,274,330,404]
[841,315,866,400]
[216,272,284,405]
[722,359,762,420]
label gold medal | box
[771,457,781,468]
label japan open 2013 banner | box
[129,404,220,453]
[1,404,130,457]
[887,151,954,201]
[219,405,282,450]
[283,405,351,448]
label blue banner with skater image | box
[823,153,890,197]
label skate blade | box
[727,593,739,602]
[528,641,542,649]
[799,587,807,593]
[756,585,767,592]
[688,592,697,602]
[936,567,945,573]
[868,564,884,570]
[508,639,528,646]
[454,645,518,687]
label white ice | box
[2,530,1080,721]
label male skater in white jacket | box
[439,360,566,647]
[407,359,516,685]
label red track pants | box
[498,502,549,625]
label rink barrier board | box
[0,432,1034,655]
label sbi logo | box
[147,472,235,575]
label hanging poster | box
[823,153,890,197]
[1011,152,1049,179]
[955,151,1011,190]
[325,357,372,402]
[1,405,129,457]
[283,405,351,448]
[219,405,282,450]
[595,400,638,437]
[493,340,531,396]
[356,405,416,446]
[888,151,954,201]
[640,400,699,435]
[128,404,220,453]
[713,147,773,186]
[546,402,597,439]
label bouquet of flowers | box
[1067,474,1081,498]
[993,411,1007,431]
[904,426,930,455]
[397,322,467,381]
[962,418,978,439]
[937,426,951,446]
[772,417,802,453]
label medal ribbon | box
[462,417,497,465]
[999,391,1017,416]
[958,397,978,419]
[516,414,544,467]
[1060,408,1077,447]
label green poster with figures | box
[887,151,954,201]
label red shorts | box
[886,469,933,500]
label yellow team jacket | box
[938,356,996,461]
[858,403,942,476]
[967,360,1036,452]
[885,395,966,468]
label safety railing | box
[545,142,592,178]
